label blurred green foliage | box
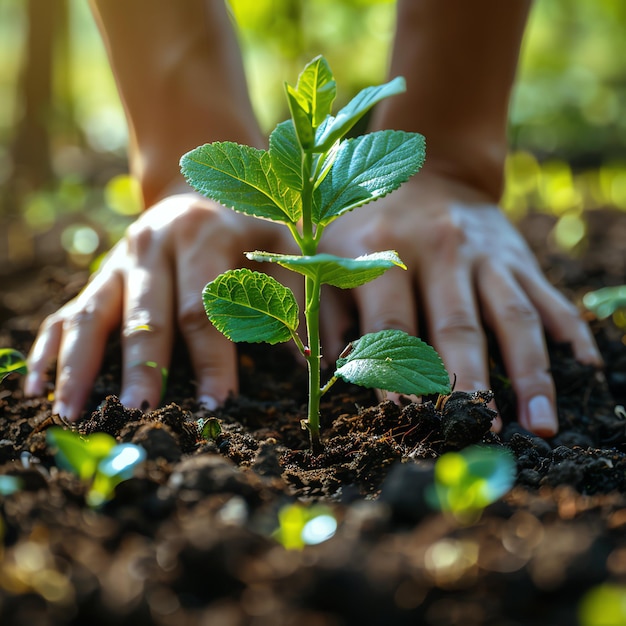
[0,0,624,270]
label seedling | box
[274,502,337,550]
[181,56,450,453]
[46,427,146,507]
[579,583,626,626]
[198,416,222,440]
[426,445,516,524]
[583,285,626,321]
[0,349,27,383]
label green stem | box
[304,275,322,453]
[300,150,323,454]
[290,330,306,355]
[319,375,338,398]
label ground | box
[0,209,625,626]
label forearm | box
[90,0,262,207]
[371,0,531,200]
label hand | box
[25,193,297,421]
[318,172,602,436]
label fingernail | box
[24,372,44,397]
[53,401,72,420]
[527,395,558,436]
[198,395,219,411]
[119,390,145,410]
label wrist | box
[130,105,263,208]
[371,110,507,201]
[419,136,507,202]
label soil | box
[1,208,626,626]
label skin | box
[25,0,602,436]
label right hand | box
[25,193,297,421]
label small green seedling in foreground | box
[274,502,337,550]
[583,285,626,321]
[181,56,450,453]
[198,416,222,440]
[426,445,516,524]
[578,583,626,626]
[46,427,146,507]
[0,349,27,383]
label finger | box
[120,235,174,412]
[478,263,557,437]
[53,279,123,421]
[421,260,489,395]
[175,228,239,408]
[422,260,500,429]
[25,311,66,397]
[353,268,421,405]
[176,276,237,410]
[355,266,417,337]
[517,270,603,365]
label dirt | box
[1,208,626,626]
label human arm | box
[25,0,290,419]
[320,0,602,436]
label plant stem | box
[300,150,323,454]
[319,375,338,397]
[304,276,322,454]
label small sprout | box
[89,443,146,507]
[0,475,22,496]
[46,427,146,507]
[578,583,626,626]
[0,349,27,383]
[181,56,450,453]
[427,445,516,524]
[198,416,222,440]
[274,502,337,550]
[583,285,626,320]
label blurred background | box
[0,0,625,279]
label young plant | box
[426,445,516,524]
[0,349,27,383]
[180,56,450,453]
[46,427,146,507]
[274,502,337,550]
[583,285,626,321]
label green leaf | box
[246,250,406,288]
[180,142,301,223]
[314,130,425,225]
[274,502,337,550]
[203,269,299,344]
[334,329,450,396]
[294,55,336,128]
[269,121,303,192]
[285,56,337,150]
[0,349,27,382]
[285,84,315,150]
[198,417,222,440]
[0,475,22,496]
[427,446,516,520]
[314,76,406,151]
[89,443,146,507]
[583,285,626,319]
[47,428,116,481]
[97,442,146,480]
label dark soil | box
[1,209,626,626]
